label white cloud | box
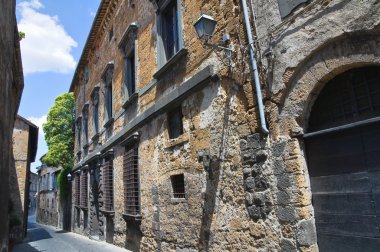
[17,0,78,74]
[28,115,47,135]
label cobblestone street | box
[13,210,129,252]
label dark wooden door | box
[306,122,380,252]
[304,67,380,251]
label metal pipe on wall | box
[241,0,269,135]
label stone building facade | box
[69,0,380,251]
[36,165,61,227]
[0,0,24,250]
[10,116,38,241]
[29,172,38,209]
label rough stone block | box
[247,205,261,220]
[296,219,317,246]
[280,238,297,252]
[255,150,268,163]
[273,141,286,157]
[245,177,255,191]
[278,206,297,223]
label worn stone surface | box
[10,116,37,242]
[69,0,380,251]
[0,0,24,250]
[36,165,61,228]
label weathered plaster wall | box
[0,0,23,250]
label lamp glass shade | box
[194,14,217,40]
[67,173,72,182]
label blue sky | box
[16,0,101,172]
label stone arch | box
[278,32,380,134]
[274,33,380,250]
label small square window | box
[168,106,183,139]
[171,174,185,198]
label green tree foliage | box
[42,93,75,198]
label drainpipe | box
[241,0,269,135]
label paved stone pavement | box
[13,211,130,252]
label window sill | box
[80,206,88,211]
[170,198,187,204]
[122,213,142,221]
[103,117,114,128]
[153,48,188,80]
[91,133,100,141]
[122,92,138,110]
[100,209,115,216]
[165,133,189,149]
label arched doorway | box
[305,66,380,251]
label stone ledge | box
[103,117,114,128]
[122,92,138,109]
[153,48,188,79]
[73,65,215,169]
[164,133,190,149]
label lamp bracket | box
[204,42,234,52]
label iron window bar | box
[123,146,140,217]
[102,159,114,212]
[171,174,185,199]
[303,116,380,138]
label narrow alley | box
[13,210,129,252]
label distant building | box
[29,172,38,209]
[36,164,61,227]
[0,0,24,249]
[10,116,38,241]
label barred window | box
[74,173,80,206]
[123,146,140,216]
[103,158,114,211]
[171,174,185,198]
[80,170,88,208]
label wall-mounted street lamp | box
[193,14,233,63]
[67,173,72,182]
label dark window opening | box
[171,174,185,198]
[83,107,89,145]
[74,173,80,207]
[125,49,136,97]
[84,64,89,83]
[76,117,82,149]
[168,106,183,139]
[103,65,114,122]
[92,92,99,134]
[309,67,380,132]
[123,146,140,216]
[162,1,179,60]
[80,171,88,208]
[103,158,114,211]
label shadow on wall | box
[9,155,24,242]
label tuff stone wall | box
[245,0,380,251]
[0,0,23,250]
[70,0,380,251]
[10,118,30,241]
